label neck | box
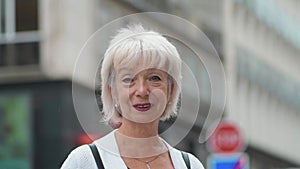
[115,118,168,158]
[118,118,159,138]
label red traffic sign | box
[208,120,244,153]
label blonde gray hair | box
[101,24,182,124]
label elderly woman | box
[61,25,204,169]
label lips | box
[133,103,151,112]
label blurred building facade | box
[224,0,300,168]
[0,0,299,168]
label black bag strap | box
[88,144,105,169]
[181,151,191,169]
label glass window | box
[0,0,4,34]
[237,47,300,111]
[15,42,39,65]
[0,0,39,67]
[0,0,38,33]
[15,0,38,31]
[0,42,39,66]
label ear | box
[109,85,118,103]
[108,85,112,95]
[167,82,175,103]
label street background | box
[0,0,299,168]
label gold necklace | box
[133,154,161,169]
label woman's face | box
[113,66,171,123]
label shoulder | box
[61,131,118,169]
[61,144,97,169]
[168,145,205,169]
[185,152,205,169]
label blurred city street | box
[0,0,299,168]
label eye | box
[150,75,161,81]
[122,77,133,83]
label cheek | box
[118,90,130,100]
[114,85,128,103]
[149,88,168,104]
[118,88,134,106]
[149,88,168,117]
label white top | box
[61,130,205,169]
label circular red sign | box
[208,121,244,153]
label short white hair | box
[101,24,182,124]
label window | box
[15,0,38,32]
[237,47,300,111]
[0,0,39,67]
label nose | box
[135,79,149,98]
